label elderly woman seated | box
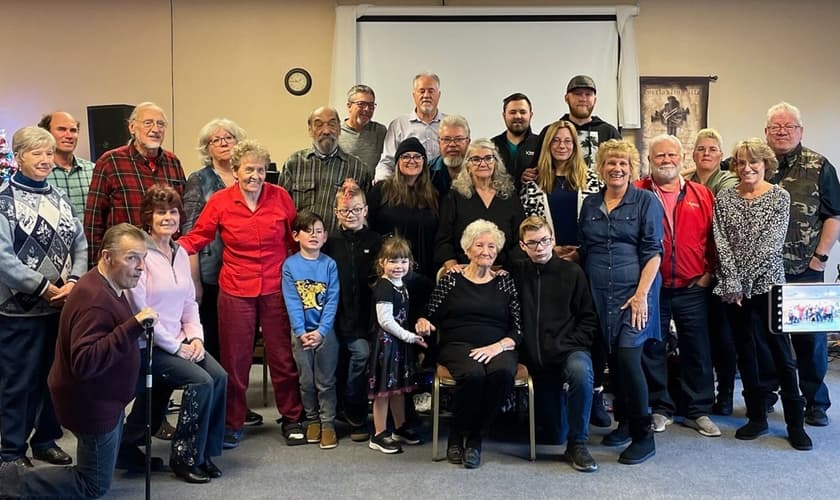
[123,185,227,483]
[416,219,522,469]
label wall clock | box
[284,67,312,96]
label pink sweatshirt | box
[127,237,203,354]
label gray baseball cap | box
[566,75,597,93]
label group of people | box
[0,71,837,497]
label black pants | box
[438,342,517,442]
[199,282,221,361]
[609,345,649,422]
[707,289,737,399]
[726,294,803,420]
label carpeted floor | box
[49,358,840,499]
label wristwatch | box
[813,252,829,262]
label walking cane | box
[142,318,155,500]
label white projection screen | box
[356,13,621,140]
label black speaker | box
[87,104,134,162]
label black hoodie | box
[511,255,598,372]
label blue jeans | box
[649,286,715,418]
[534,351,594,445]
[0,314,58,460]
[786,268,831,411]
[339,336,370,423]
[19,413,123,499]
[291,331,339,429]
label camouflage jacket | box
[770,145,840,275]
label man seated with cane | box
[1,223,158,499]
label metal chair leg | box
[432,374,441,461]
[528,375,536,461]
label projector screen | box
[356,14,621,140]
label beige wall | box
[2,0,838,175]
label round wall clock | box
[284,67,312,96]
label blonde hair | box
[595,139,641,182]
[535,120,587,192]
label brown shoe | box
[320,428,338,449]
[306,422,321,443]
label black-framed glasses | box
[209,135,236,146]
[467,155,495,166]
[522,236,553,250]
[335,206,366,217]
[350,101,376,110]
[399,154,424,163]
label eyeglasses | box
[467,155,495,166]
[350,101,376,110]
[209,135,236,146]
[335,206,365,217]
[551,138,575,147]
[694,146,720,154]
[136,119,168,129]
[522,236,553,250]
[653,152,680,161]
[399,154,424,163]
[440,136,468,145]
[767,124,801,134]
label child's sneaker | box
[320,428,338,449]
[369,431,402,454]
[392,424,421,445]
[223,428,243,449]
[306,422,321,444]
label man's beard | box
[443,155,463,169]
[506,121,528,137]
[315,136,337,154]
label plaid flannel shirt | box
[84,142,185,266]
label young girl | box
[368,236,428,454]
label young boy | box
[511,215,600,472]
[322,180,381,442]
[282,211,341,449]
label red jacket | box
[635,177,715,288]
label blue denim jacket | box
[183,165,225,285]
[578,185,664,349]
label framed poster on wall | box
[639,76,711,174]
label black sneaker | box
[565,443,598,473]
[244,409,264,426]
[392,425,421,445]
[369,431,402,454]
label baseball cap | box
[566,75,597,93]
